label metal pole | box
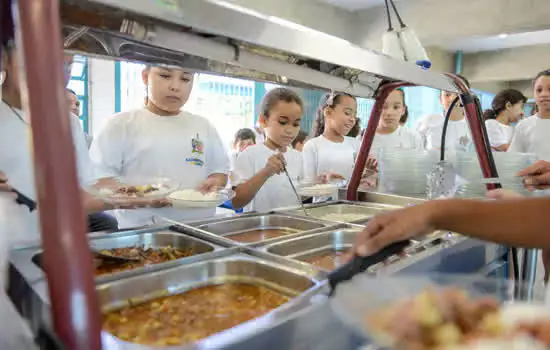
[12,0,101,348]
[521,248,538,300]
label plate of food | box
[296,179,347,197]
[86,177,179,205]
[330,274,550,350]
[168,188,235,208]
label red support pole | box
[347,82,413,201]
[12,0,101,349]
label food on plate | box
[95,245,193,275]
[301,184,336,191]
[103,283,289,345]
[170,189,220,201]
[366,287,550,349]
[226,228,298,243]
[302,249,349,270]
[317,213,368,223]
[98,184,161,198]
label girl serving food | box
[90,65,229,228]
[231,88,304,212]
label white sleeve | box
[69,114,97,185]
[205,122,230,176]
[89,118,126,178]
[410,130,424,150]
[508,124,525,153]
[416,116,429,149]
[485,120,507,147]
[302,140,318,182]
[231,150,255,187]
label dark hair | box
[260,87,304,118]
[66,88,77,96]
[233,128,256,145]
[483,89,527,120]
[456,74,471,89]
[346,118,361,137]
[533,69,550,86]
[393,88,409,125]
[292,130,308,148]
[312,92,357,137]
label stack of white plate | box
[453,151,536,198]
[377,149,439,195]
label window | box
[67,55,88,131]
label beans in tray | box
[103,283,289,346]
[366,287,550,349]
[95,245,194,275]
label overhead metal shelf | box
[60,0,459,97]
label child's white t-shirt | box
[90,108,229,228]
[417,114,472,151]
[371,126,424,152]
[231,144,303,212]
[485,119,514,148]
[302,136,361,181]
[509,115,550,161]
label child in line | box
[483,89,527,152]
[372,88,423,152]
[291,130,308,152]
[230,128,256,172]
[90,66,229,228]
[231,88,304,212]
[509,70,550,161]
[303,92,361,183]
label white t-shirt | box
[0,101,96,244]
[417,114,472,151]
[371,126,424,152]
[90,108,229,228]
[509,115,550,161]
[232,144,303,212]
[485,119,514,148]
[302,136,361,181]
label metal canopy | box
[60,0,459,98]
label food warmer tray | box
[19,247,327,350]
[275,200,402,225]
[180,213,334,247]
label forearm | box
[208,173,228,188]
[430,197,550,248]
[232,169,270,210]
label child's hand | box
[263,153,286,177]
[486,189,523,200]
[518,160,550,191]
[366,156,378,171]
[317,172,345,184]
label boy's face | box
[142,66,194,114]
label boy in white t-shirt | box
[231,88,304,212]
[483,89,526,152]
[509,70,550,161]
[416,76,472,151]
[90,66,229,228]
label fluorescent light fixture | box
[498,33,509,39]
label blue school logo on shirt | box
[186,157,204,166]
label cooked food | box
[170,189,219,201]
[99,184,160,198]
[95,246,193,275]
[317,213,368,223]
[302,249,349,270]
[103,283,289,345]
[226,228,298,243]
[366,287,550,349]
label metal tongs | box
[280,152,308,216]
[91,247,140,263]
[0,178,37,212]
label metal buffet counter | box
[9,192,507,349]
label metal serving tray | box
[183,213,332,246]
[262,226,363,271]
[277,200,402,225]
[27,247,325,349]
[10,226,224,285]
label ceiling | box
[440,30,550,53]
[319,0,405,10]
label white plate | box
[296,180,346,197]
[86,177,178,205]
[169,188,235,208]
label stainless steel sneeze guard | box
[60,0,459,97]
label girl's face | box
[440,91,459,112]
[534,75,550,114]
[142,67,193,114]
[380,90,405,130]
[506,101,525,123]
[261,101,302,148]
[324,95,357,137]
[235,138,254,152]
